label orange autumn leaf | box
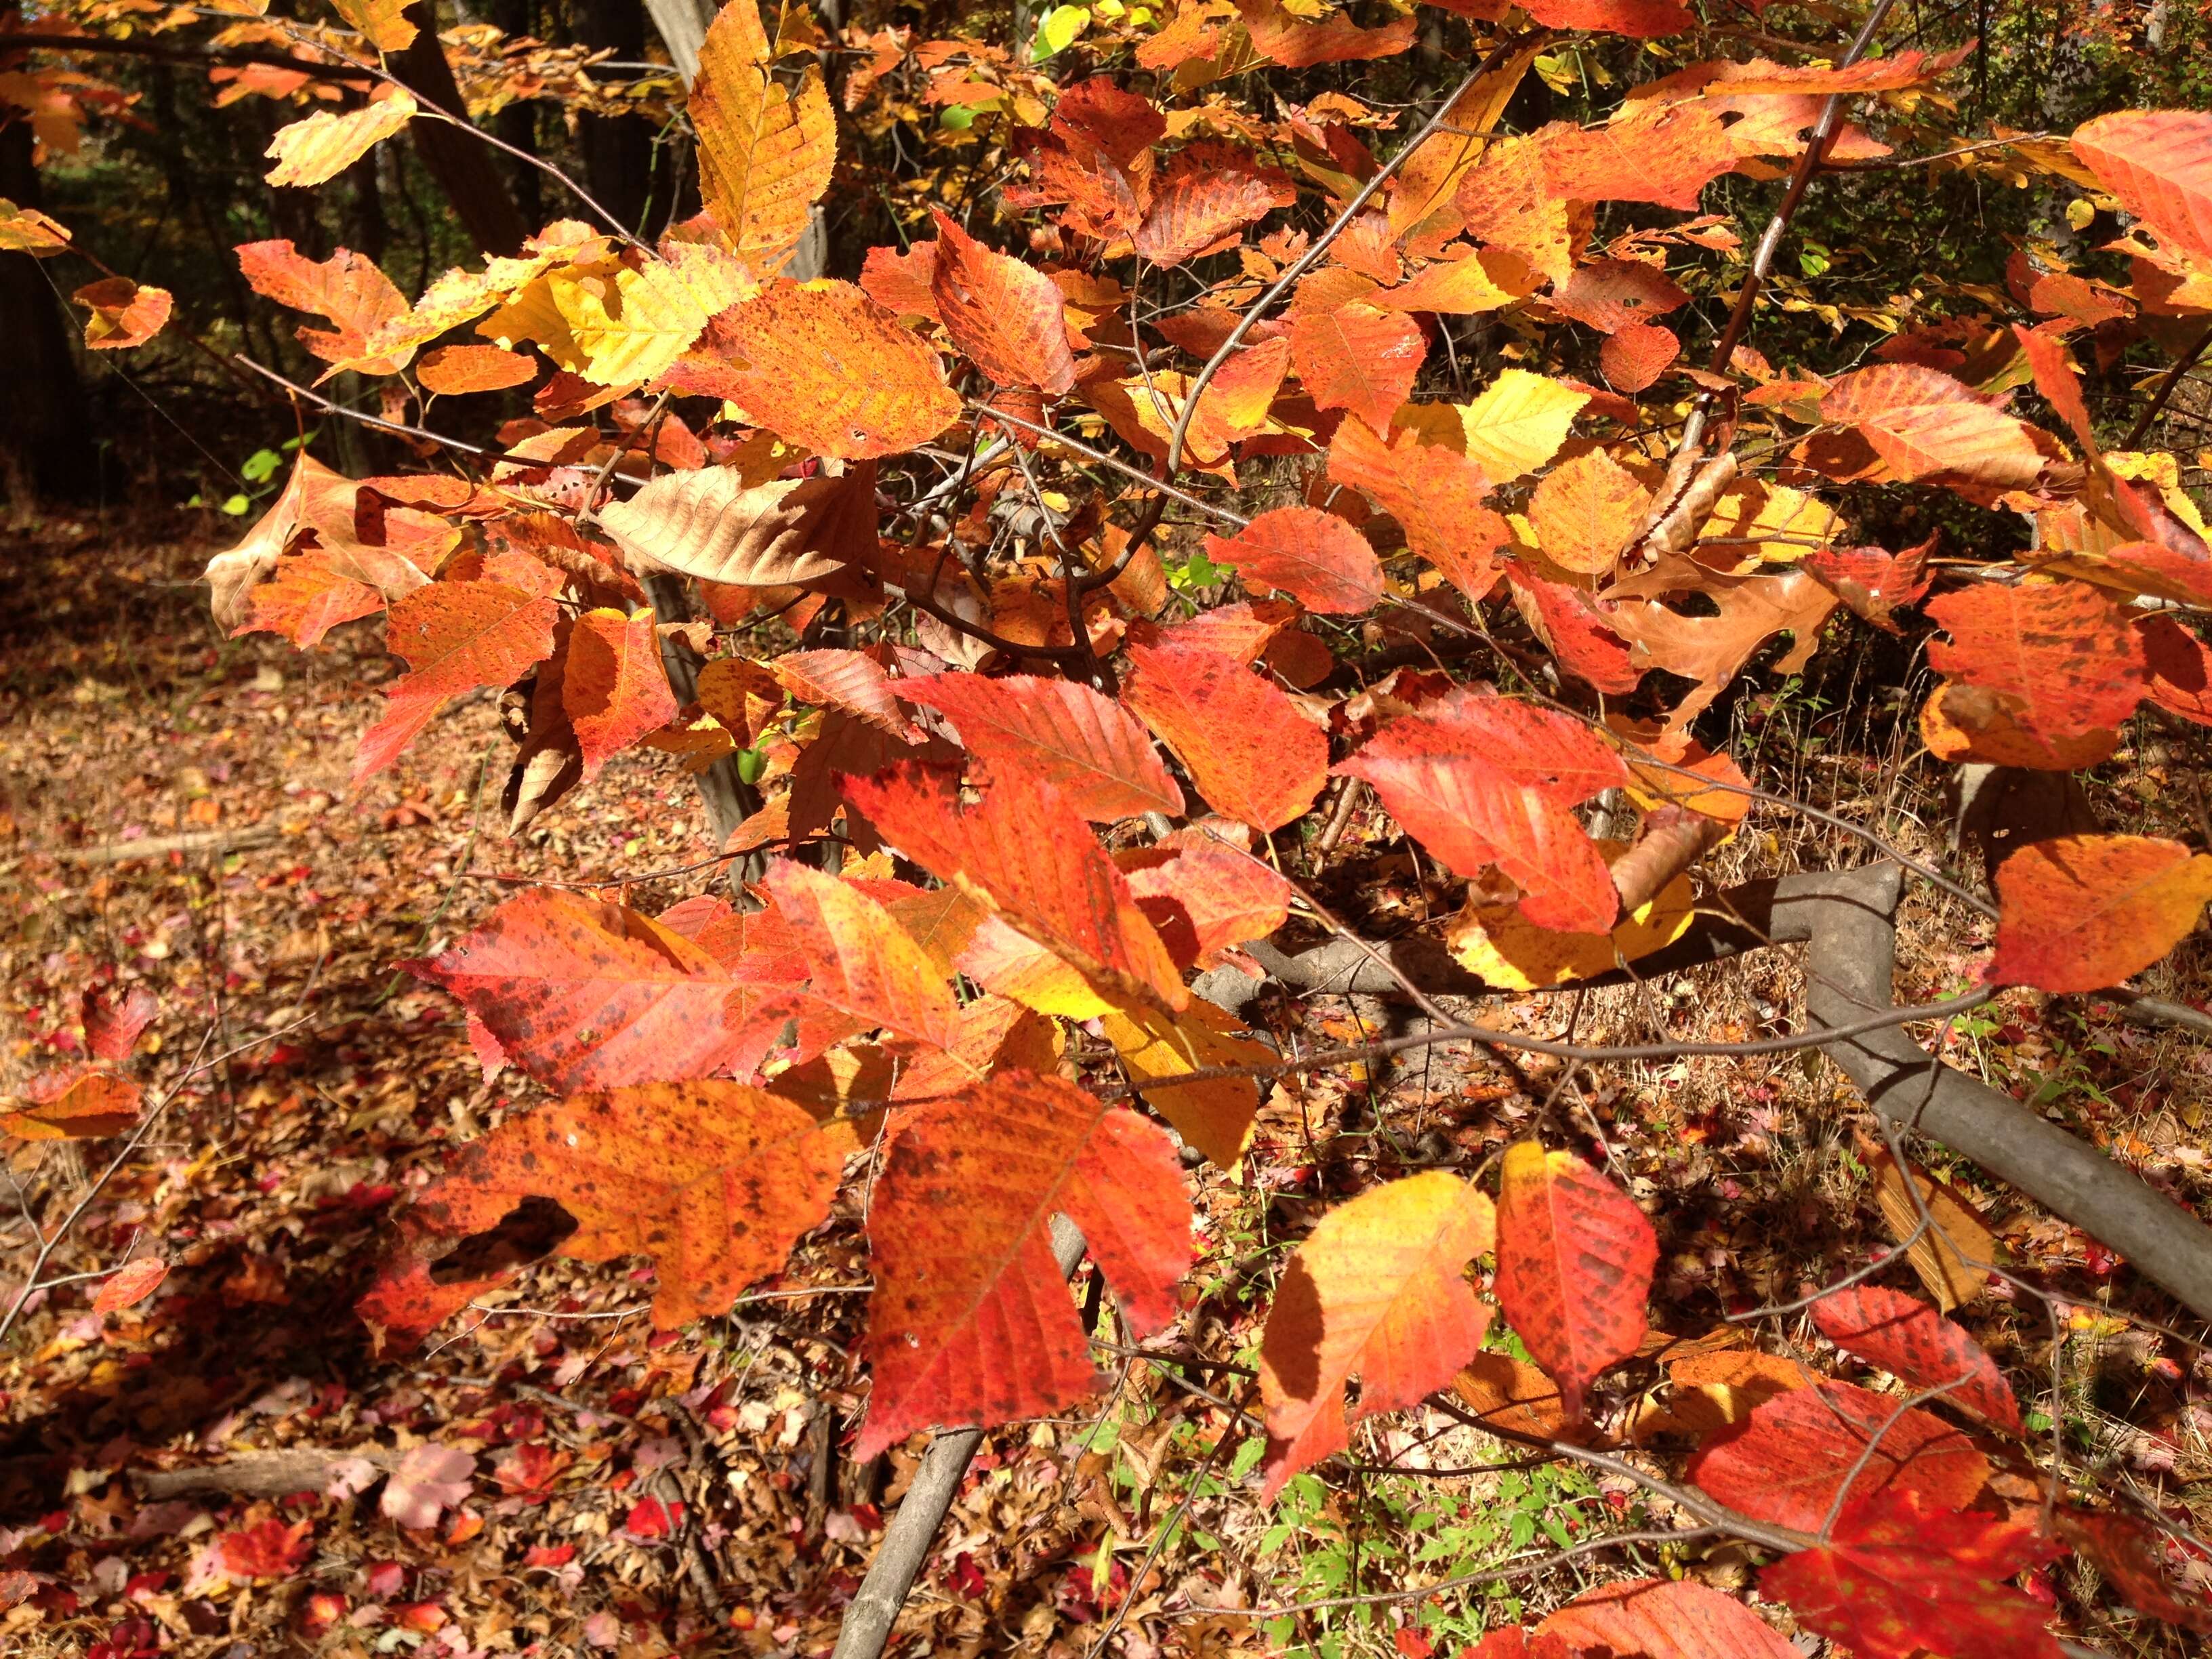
[1337,693,1626,934]
[691,0,836,272]
[401,890,793,1092]
[929,210,1078,394]
[1820,364,2045,489]
[92,1257,169,1316]
[73,276,171,349]
[1493,1142,1656,1419]
[673,281,958,459]
[1288,301,1426,432]
[1536,1578,1800,1659]
[1257,1171,1496,1497]
[1328,415,1509,603]
[1923,579,2146,747]
[2070,110,2212,263]
[417,344,536,394]
[899,672,1183,822]
[1,1067,143,1141]
[364,1081,842,1334]
[1528,447,1652,575]
[1539,101,1737,210]
[1987,834,2212,993]
[762,859,960,1050]
[842,764,1188,1014]
[562,609,677,776]
[857,1070,1191,1456]
[1203,506,1383,615]
[354,573,560,783]
[1121,640,1329,832]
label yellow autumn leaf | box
[556,252,761,386]
[264,92,417,190]
[1098,999,1274,1168]
[692,1,836,273]
[1696,480,1845,570]
[1456,368,1588,483]
[330,0,419,51]
[0,198,70,254]
[1446,844,1696,990]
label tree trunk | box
[488,0,544,229]
[640,0,712,81]
[575,0,669,238]
[392,0,529,255]
[0,105,96,504]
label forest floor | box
[3,510,2212,1659]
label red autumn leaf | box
[217,1517,315,1580]
[1134,143,1296,266]
[1689,1380,1989,1532]
[2,1067,143,1141]
[1759,1491,2064,1659]
[928,210,1077,394]
[842,764,1187,1013]
[624,1496,684,1539]
[2011,324,2097,454]
[1535,1577,1800,1659]
[1288,302,1427,432]
[1519,0,1694,37]
[857,1070,1191,1456]
[1327,416,1506,602]
[562,608,676,776]
[1509,572,1643,695]
[1923,582,2147,762]
[81,985,157,1063]
[1119,832,1294,969]
[1809,1284,2022,1433]
[1803,535,1936,632]
[1464,1633,1570,1659]
[354,577,560,783]
[1820,365,2045,489]
[417,344,536,394]
[1121,640,1330,833]
[1336,695,1625,933]
[1492,1142,1656,1420]
[899,672,1184,821]
[670,280,960,459]
[2070,110,2212,262]
[2142,615,2212,725]
[402,890,796,1091]
[1539,102,1737,209]
[367,1081,841,1334]
[92,1258,168,1316]
[2055,1507,2212,1634]
[763,859,960,1049]
[1204,506,1384,615]
[1257,1171,1496,1498]
[1986,834,2212,994]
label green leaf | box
[220,493,253,516]
[241,448,284,483]
[1030,3,1090,60]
